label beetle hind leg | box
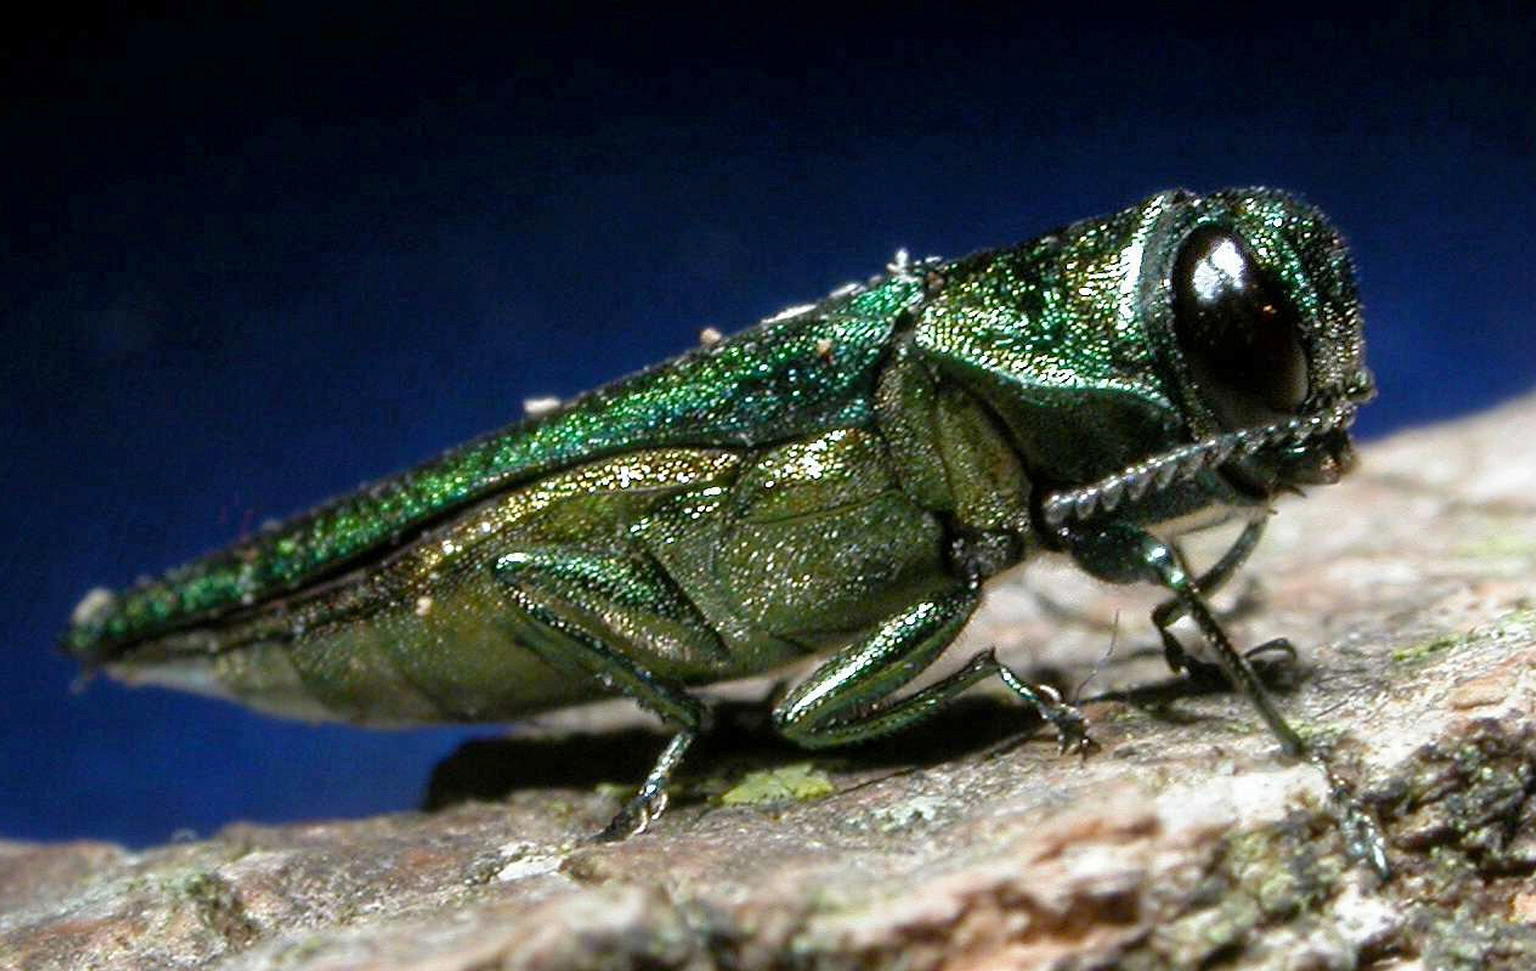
[593,728,695,842]
[492,548,724,840]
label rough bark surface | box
[6,394,1536,971]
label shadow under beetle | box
[65,188,1389,876]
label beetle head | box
[1039,189,1374,529]
[1149,188,1373,498]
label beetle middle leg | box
[773,583,1092,755]
[492,548,726,840]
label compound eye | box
[1172,226,1309,428]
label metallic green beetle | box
[65,188,1385,870]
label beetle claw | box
[592,789,667,843]
[1050,706,1099,761]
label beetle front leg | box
[773,585,1092,755]
[1064,521,1390,878]
[1150,518,1295,681]
[492,550,720,841]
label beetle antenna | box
[1071,610,1120,704]
[1041,396,1360,528]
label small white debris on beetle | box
[698,326,724,348]
[415,596,434,617]
[885,249,942,280]
[70,587,117,627]
[765,302,816,323]
[815,337,835,362]
[522,396,562,417]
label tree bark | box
[5,394,1535,970]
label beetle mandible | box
[65,188,1388,873]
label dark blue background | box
[5,6,1532,846]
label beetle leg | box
[594,729,695,842]
[492,550,720,841]
[1152,518,1269,678]
[1029,520,1269,660]
[1064,521,1390,879]
[773,584,1092,754]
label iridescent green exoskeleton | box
[65,188,1387,874]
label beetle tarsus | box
[994,662,1097,758]
[593,729,694,842]
[595,791,664,843]
[1176,638,1299,690]
[1316,753,1392,881]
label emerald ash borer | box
[65,188,1389,874]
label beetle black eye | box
[1172,226,1309,428]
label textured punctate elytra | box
[65,188,1387,874]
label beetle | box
[64,188,1386,872]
